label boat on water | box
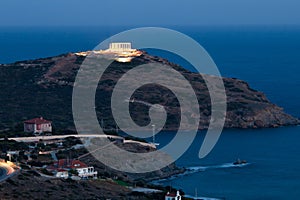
[233,158,247,165]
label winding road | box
[125,99,165,111]
[0,161,17,182]
[6,134,123,143]
[5,134,155,148]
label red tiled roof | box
[71,160,88,169]
[24,117,51,125]
[57,169,68,172]
[58,159,68,168]
[50,159,88,170]
[165,193,177,197]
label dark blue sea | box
[1,26,300,199]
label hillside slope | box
[0,52,298,132]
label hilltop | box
[0,51,298,133]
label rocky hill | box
[0,51,298,132]
[0,171,167,200]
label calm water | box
[0,26,299,199]
[154,128,300,199]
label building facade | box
[49,159,98,179]
[23,117,52,134]
[165,191,181,200]
[109,42,132,52]
[71,160,98,179]
[56,169,69,178]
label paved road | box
[0,161,16,182]
[6,134,155,148]
[7,134,123,142]
[125,99,165,111]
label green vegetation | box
[115,180,129,186]
[68,169,78,176]
[56,148,88,160]
[0,139,28,152]
[62,136,82,148]
[41,168,53,176]
[0,52,297,133]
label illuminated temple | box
[75,42,142,62]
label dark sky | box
[1,0,299,26]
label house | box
[48,159,98,179]
[56,169,69,178]
[71,160,98,179]
[165,191,181,200]
[23,117,52,134]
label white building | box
[23,117,52,134]
[50,159,98,179]
[56,169,69,178]
[165,191,181,200]
[109,42,132,52]
[71,160,98,179]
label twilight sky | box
[0,0,299,26]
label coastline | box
[151,163,250,200]
[0,51,299,132]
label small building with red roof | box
[23,117,52,134]
[56,169,69,178]
[165,191,181,200]
[48,159,98,179]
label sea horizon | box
[0,25,300,199]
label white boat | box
[233,158,247,165]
